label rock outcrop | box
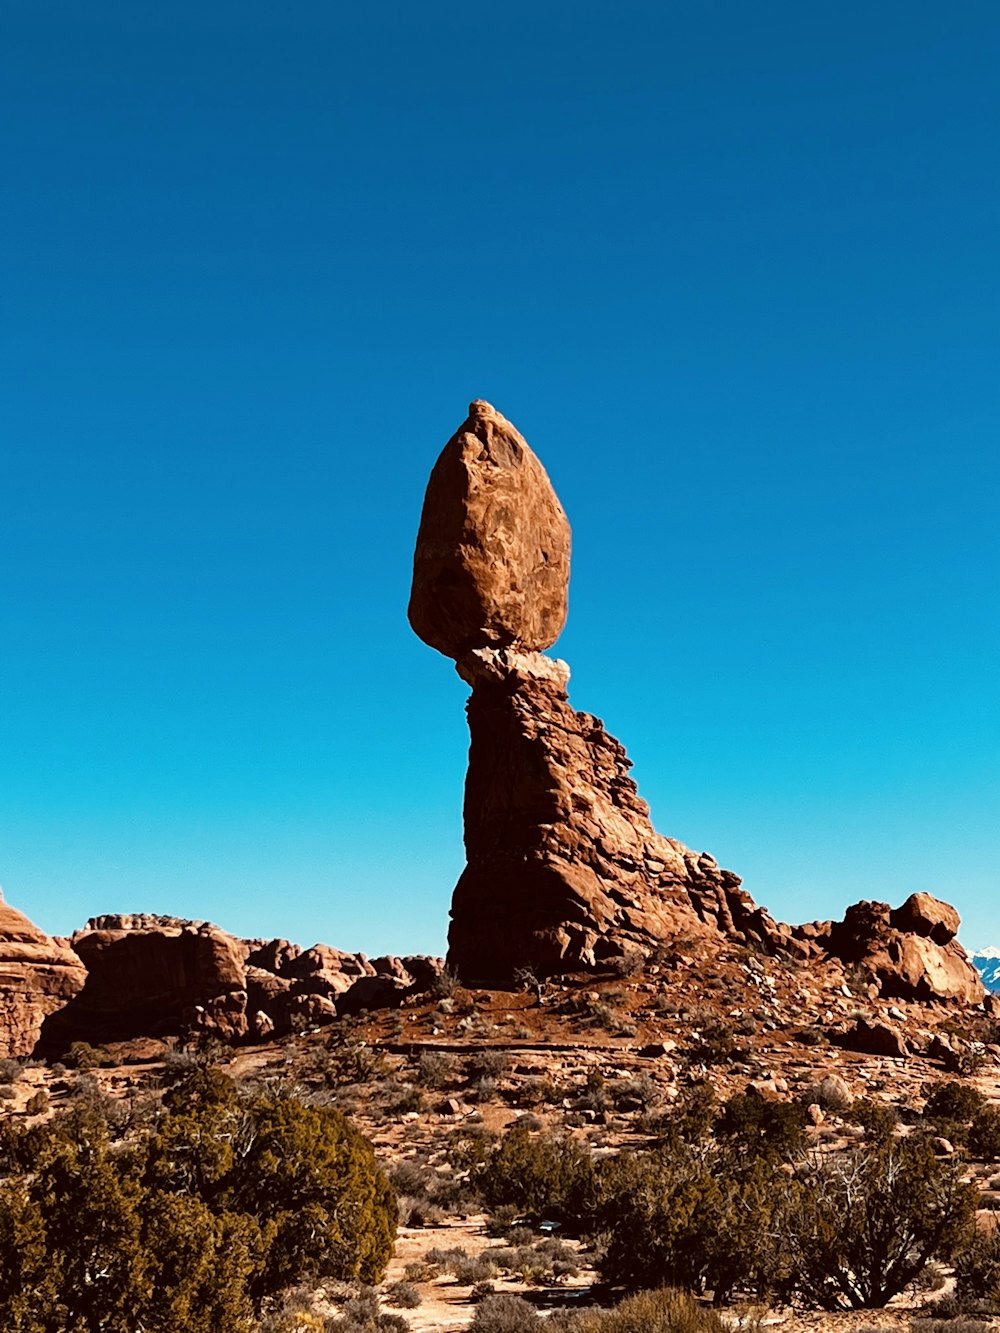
[802,893,984,1006]
[0,900,86,1057]
[411,403,780,983]
[38,918,251,1049]
[36,913,445,1052]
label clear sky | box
[2,1,998,955]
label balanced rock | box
[0,899,86,1057]
[408,400,571,659]
[410,405,777,983]
[889,892,960,946]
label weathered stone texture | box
[0,901,86,1057]
[38,920,250,1048]
[408,400,571,660]
[446,647,765,982]
[802,893,983,1005]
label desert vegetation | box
[4,956,1000,1332]
[0,1065,395,1332]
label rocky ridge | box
[32,913,443,1057]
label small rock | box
[640,1041,677,1058]
[816,1073,854,1109]
[837,1018,910,1060]
[747,1078,781,1100]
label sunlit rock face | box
[409,402,772,984]
[801,894,985,1006]
[0,899,86,1057]
[408,399,571,661]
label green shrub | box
[954,1229,1000,1307]
[784,1138,977,1309]
[472,1127,596,1224]
[969,1108,1000,1161]
[843,1098,898,1144]
[0,1082,396,1331]
[715,1093,808,1159]
[571,1287,726,1333]
[596,1145,789,1301]
[924,1081,988,1125]
[65,1041,115,1071]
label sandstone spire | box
[410,402,770,983]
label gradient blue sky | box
[2,1,998,955]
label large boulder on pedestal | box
[408,400,571,660]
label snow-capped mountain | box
[971,948,1000,993]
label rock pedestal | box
[447,647,765,981]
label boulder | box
[837,1017,910,1059]
[245,938,302,974]
[815,1073,854,1109]
[408,400,571,660]
[281,944,376,996]
[0,899,87,1057]
[816,898,983,1005]
[890,893,960,945]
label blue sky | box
[2,1,998,954]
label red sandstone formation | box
[410,402,985,1000]
[34,912,443,1051]
[409,403,772,981]
[408,399,571,660]
[798,893,984,1006]
[448,645,769,980]
[38,917,250,1048]
[0,899,86,1057]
